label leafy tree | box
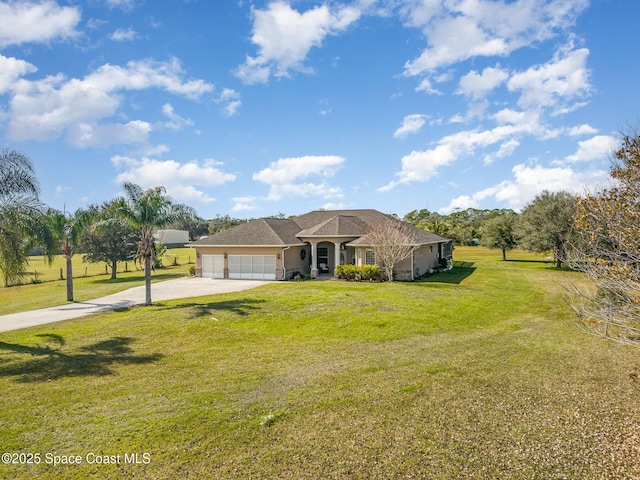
[405,208,516,246]
[566,132,640,345]
[117,183,196,305]
[518,191,576,268]
[404,209,446,231]
[481,214,519,260]
[0,149,54,286]
[366,219,418,282]
[48,208,93,301]
[208,215,247,235]
[80,202,139,279]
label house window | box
[365,250,376,265]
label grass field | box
[18,247,196,284]
[0,247,638,479]
[0,248,195,316]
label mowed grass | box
[0,249,195,316]
[0,247,639,479]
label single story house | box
[188,209,452,281]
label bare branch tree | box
[366,220,418,282]
[564,131,640,346]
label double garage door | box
[202,254,276,280]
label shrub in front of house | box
[336,264,357,280]
[336,264,381,281]
[360,264,381,281]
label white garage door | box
[201,254,224,279]
[228,255,276,280]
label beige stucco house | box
[188,209,452,281]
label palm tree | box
[118,182,195,305]
[0,149,54,286]
[48,208,93,301]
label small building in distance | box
[154,229,190,249]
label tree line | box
[0,149,195,305]
[403,192,576,267]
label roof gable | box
[293,209,392,230]
[297,214,368,237]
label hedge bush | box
[360,264,382,281]
[335,264,381,281]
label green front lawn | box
[0,248,194,316]
[0,248,638,479]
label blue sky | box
[1,0,638,219]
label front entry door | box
[317,247,329,273]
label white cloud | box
[82,58,213,100]
[394,114,428,138]
[235,1,362,84]
[87,18,108,30]
[216,88,241,117]
[402,0,588,77]
[231,196,259,212]
[0,1,80,47]
[110,28,138,42]
[458,66,509,100]
[66,120,152,147]
[113,157,236,205]
[142,144,170,157]
[415,78,441,94]
[0,55,37,94]
[253,154,345,201]
[381,118,543,191]
[7,57,213,146]
[567,124,598,137]
[161,103,194,131]
[564,135,615,163]
[507,44,591,112]
[105,0,137,10]
[439,163,608,213]
[483,139,520,165]
[321,201,347,210]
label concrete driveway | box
[0,277,272,333]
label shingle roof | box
[296,214,368,237]
[348,226,449,246]
[293,209,392,230]
[190,210,451,247]
[190,218,304,246]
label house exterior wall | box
[354,243,443,281]
[282,245,309,279]
[193,246,284,279]
[413,244,442,276]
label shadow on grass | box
[420,261,476,285]
[0,336,163,383]
[161,298,266,318]
[504,259,580,273]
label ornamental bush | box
[336,264,358,280]
[335,264,381,281]
[360,264,381,281]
